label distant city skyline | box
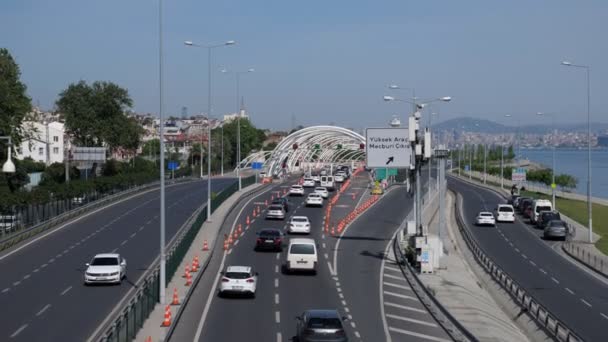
[2,0,607,130]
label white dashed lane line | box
[10,324,28,338]
[275,311,281,323]
[565,288,575,295]
[551,277,560,284]
[275,294,279,304]
[35,304,51,316]
[581,299,592,307]
[60,286,72,296]
[601,313,608,320]
[2,288,10,293]
[274,278,279,288]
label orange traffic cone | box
[171,288,180,305]
[145,336,152,342]
[202,239,209,251]
[246,215,250,225]
[233,229,239,240]
[182,263,190,278]
[223,239,229,251]
[252,208,257,218]
[185,272,192,286]
[161,305,172,327]
[228,233,233,244]
[192,255,199,272]
[238,224,242,234]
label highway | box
[0,178,235,342]
[170,171,451,342]
[449,175,608,342]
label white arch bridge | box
[238,126,366,176]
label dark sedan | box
[296,309,348,342]
[255,228,284,251]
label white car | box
[475,212,496,226]
[334,173,345,183]
[289,216,311,234]
[289,185,305,196]
[496,204,515,223]
[312,175,320,182]
[314,187,329,199]
[305,193,323,207]
[84,253,127,285]
[219,266,258,297]
[303,178,316,188]
[285,238,318,274]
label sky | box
[2,0,607,131]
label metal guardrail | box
[0,179,194,253]
[97,175,256,342]
[562,242,608,278]
[453,193,582,342]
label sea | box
[519,149,608,199]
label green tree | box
[0,48,32,146]
[142,139,160,158]
[56,81,137,152]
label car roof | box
[304,309,341,318]
[226,266,252,273]
[289,238,316,245]
[93,253,120,258]
[291,216,309,220]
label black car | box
[296,310,348,342]
[272,197,290,212]
[519,199,533,215]
[517,197,531,212]
[255,229,284,251]
[537,210,561,229]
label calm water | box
[520,149,608,199]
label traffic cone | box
[223,239,229,251]
[202,239,209,251]
[161,305,172,327]
[183,263,190,278]
[185,272,192,286]
[252,208,257,218]
[246,215,250,225]
[145,336,152,342]
[331,226,336,236]
[233,229,239,240]
[192,255,200,272]
[265,199,268,206]
[228,234,233,244]
[171,288,180,305]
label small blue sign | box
[252,162,263,170]
[168,161,178,171]
[464,165,470,171]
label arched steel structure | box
[237,126,365,176]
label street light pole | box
[537,112,557,208]
[502,114,512,189]
[562,61,592,243]
[158,0,166,305]
[184,39,235,221]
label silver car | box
[543,220,568,240]
[265,205,286,220]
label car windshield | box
[498,207,513,212]
[309,194,320,198]
[290,244,315,254]
[291,186,302,189]
[315,188,326,191]
[91,257,119,266]
[480,213,493,217]
[269,206,283,211]
[307,317,342,329]
[225,272,251,279]
[292,218,308,223]
[536,206,551,213]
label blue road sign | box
[465,165,470,171]
[252,162,263,170]
[168,161,178,171]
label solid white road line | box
[234,240,239,246]
[60,286,72,296]
[384,302,427,313]
[10,324,28,338]
[386,313,437,327]
[388,327,451,342]
[36,304,51,316]
[384,291,417,301]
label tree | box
[0,49,32,146]
[56,81,136,152]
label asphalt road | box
[170,170,451,342]
[0,177,235,342]
[449,175,608,342]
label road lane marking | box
[234,240,239,246]
[385,302,427,313]
[384,291,417,301]
[581,299,592,307]
[601,313,608,320]
[41,263,48,268]
[521,254,527,260]
[322,243,326,249]
[275,311,281,323]
[2,288,10,293]
[275,294,279,304]
[23,274,30,280]
[60,286,72,296]
[324,253,329,259]
[515,248,520,253]
[383,282,412,291]
[355,331,361,338]
[344,307,350,313]
[276,253,280,260]
[341,300,347,306]
[275,265,279,273]
[565,288,575,295]
[327,262,336,276]
[275,278,279,288]
[551,277,559,284]
[539,268,547,275]
[384,273,405,281]
[111,248,118,253]
[10,324,28,338]
[276,332,282,342]
[350,321,356,328]
[13,281,21,286]
[386,314,437,327]
[36,304,51,316]
[529,260,536,266]
[336,281,340,287]
[388,327,451,342]
[120,240,127,246]
[130,233,137,238]
[49,258,55,263]
[384,265,402,273]
[338,293,344,299]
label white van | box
[320,176,335,191]
[532,199,552,224]
[496,204,515,223]
[285,238,318,274]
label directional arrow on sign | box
[386,156,394,165]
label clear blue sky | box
[2,0,607,131]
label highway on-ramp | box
[0,178,235,342]
[449,175,608,342]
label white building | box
[223,108,249,123]
[16,121,65,165]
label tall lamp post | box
[502,114,513,189]
[184,39,236,220]
[222,68,255,187]
[158,0,166,305]
[561,60,592,243]
[537,112,557,208]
